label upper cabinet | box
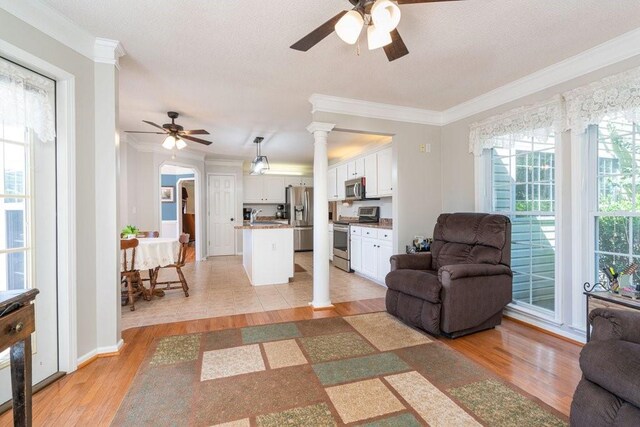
[243,175,286,203]
[284,177,313,187]
[327,146,392,201]
[347,157,365,179]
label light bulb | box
[162,135,176,150]
[367,24,392,50]
[176,138,187,150]
[371,0,401,32]
[335,10,364,45]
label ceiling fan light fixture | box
[175,138,187,150]
[162,135,176,150]
[335,10,364,45]
[371,0,401,32]
[367,24,392,50]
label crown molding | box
[205,159,244,168]
[441,27,640,125]
[94,38,126,69]
[126,138,206,162]
[0,0,125,65]
[310,94,443,126]
[311,28,640,127]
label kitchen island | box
[234,222,294,286]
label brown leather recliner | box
[385,213,513,338]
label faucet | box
[250,208,262,225]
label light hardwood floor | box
[0,298,581,425]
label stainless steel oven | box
[333,223,351,272]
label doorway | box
[160,165,197,262]
[208,174,236,256]
[0,58,59,404]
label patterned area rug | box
[112,312,568,426]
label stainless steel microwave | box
[345,177,366,201]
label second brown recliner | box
[385,213,513,338]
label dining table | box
[121,237,180,299]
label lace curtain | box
[468,96,564,156]
[0,58,56,142]
[564,66,640,134]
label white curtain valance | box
[564,66,640,134]
[0,58,56,142]
[468,96,564,156]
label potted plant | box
[121,225,139,239]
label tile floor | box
[121,252,387,330]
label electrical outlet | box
[425,143,431,153]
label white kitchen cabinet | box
[264,176,286,203]
[361,237,378,278]
[336,164,348,200]
[327,167,338,201]
[347,157,365,179]
[377,147,393,196]
[350,227,394,284]
[350,234,362,272]
[378,240,393,282]
[243,175,286,203]
[364,153,378,197]
[244,176,264,203]
[284,177,313,187]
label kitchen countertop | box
[235,221,293,230]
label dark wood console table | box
[584,290,640,342]
[0,289,38,426]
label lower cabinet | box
[349,226,393,284]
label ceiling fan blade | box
[180,134,213,146]
[397,0,463,4]
[142,120,166,131]
[290,11,348,52]
[384,29,409,62]
[179,129,210,135]
[124,131,166,134]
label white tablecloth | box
[122,238,180,271]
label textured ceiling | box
[42,0,640,163]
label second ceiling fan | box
[291,0,462,62]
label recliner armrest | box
[590,308,640,344]
[389,253,432,271]
[438,263,512,282]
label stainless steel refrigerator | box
[286,186,313,251]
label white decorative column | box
[94,38,126,352]
[307,122,335,309]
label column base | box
[309,301,334,311]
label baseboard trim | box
[77,339,125,369]
[504,311,585,346]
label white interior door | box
[0,117,59,403]
[208,174,236,256]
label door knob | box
[230,218,234,221]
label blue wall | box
[161,174,194,221]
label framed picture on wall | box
[161,186,175,202]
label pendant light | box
[371,0,401,32]
[250,137,270,175]
[335,10,364,45]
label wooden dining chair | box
[150,233,190,297]
[121,238,145,311]
[136,231,159,238]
